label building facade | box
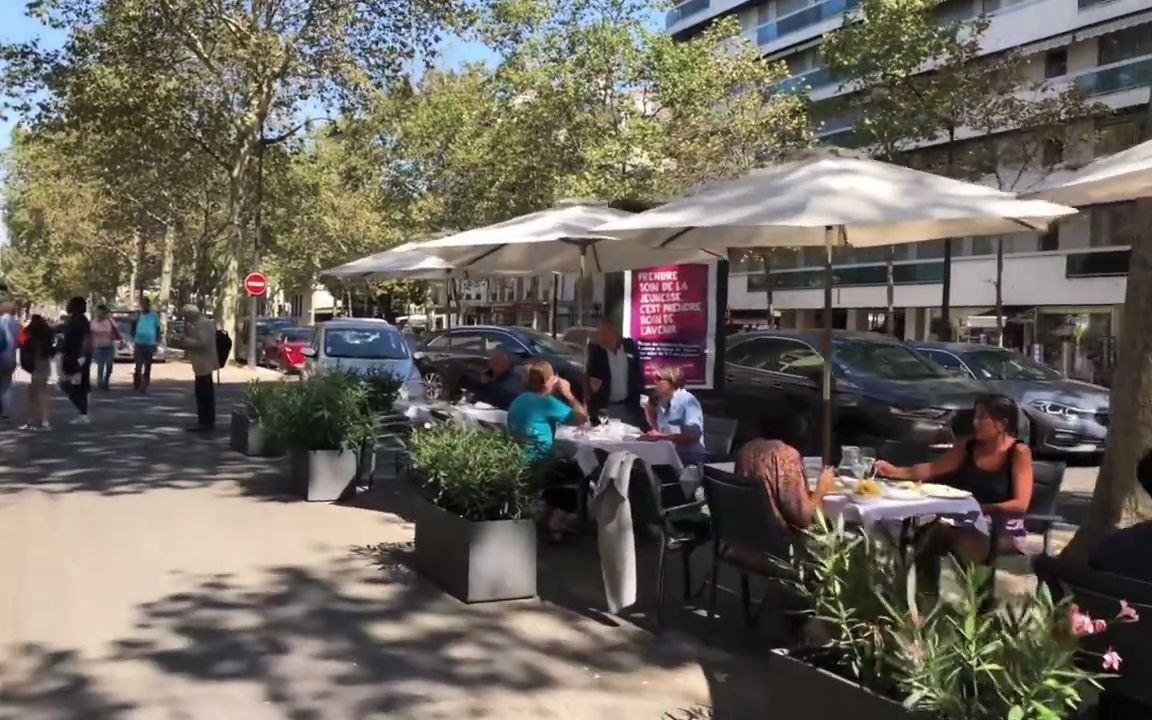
[668,0,1152,382]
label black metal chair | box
[703,416,739,462]
[1022,459,1068,554]
[701,465,796,627]
[631,461,712,629]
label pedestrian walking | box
[90,304,121,391]
[19,314,56,430]
[132,297,161,393]
[0,301,20,421]
[181,305,219,433]
[59,296,93,425]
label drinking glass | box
[597,409,610,428]
[802,456,824,490]
[839,446,861,478]
[858,447,877,480]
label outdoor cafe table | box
[555,424,685,478]
[704,463,986,535]
[401,400,508,427]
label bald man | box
[459,348,524,410]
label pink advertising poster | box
[622,263,718,389]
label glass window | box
[281,328,314,343]
[757,1,772,24]
[1044,49,1068,79]
[834,340,945,380]
[1039,228,1059,251]
[435,331,486,352]
[512,329,573,356]
[1066,249,1130,277]
[963,349,1061,381]
[971,236,995,256]
[1091,203,1139,247]
[324,328,411,360]
[772,341,824,381]
[937,0,974,24]
[1099,23,1152,65]
[775,0,810,17]
[1096,114,1144,155]
[726,338,779,369]
[921,349,972,377]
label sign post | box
[244,272,268,367]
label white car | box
[113,321,167,363]
[301,319,425,401]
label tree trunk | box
[127,227,143,306]
[995,237,1005,347]
[885,246,895,336]
[1061,205,1152,560]
[760,251,775,328]
[221,165,246,360]
[158,223,176,334]
[940,125,957,339]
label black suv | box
[415,325,584,402]
[720,330,989,457]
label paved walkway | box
[0,363,720,720]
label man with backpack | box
[181,305,220,433]
[0,301,20,420]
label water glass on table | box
[802,456,825,490]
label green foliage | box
[407,421,535,521]
[353,367,406,414]
[243,379,285,422]
[262,370,376,452]
[783,515,1122,719]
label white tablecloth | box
[823,492,986,534]
[555,426,684,477]
[402,401,507,428]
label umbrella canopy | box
[594,149,1077,250]
[1028,139,1152,206]
[415,204,726,273]
[320,242,457,281]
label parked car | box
[235,317,296,365]
[415,325,585,402]
[914,341,1109,456]
[264,326,315,374]
[301,318,425,400]
[113,319,168,363]
[719,330,989,458]
[560,326,597,354]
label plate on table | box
[850,479,886,503]
[920,483,972,499]
[884,481,925,501]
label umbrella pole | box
[822,226,835,466]
[445,276,453,331]
[577,245,587,327]
[550,273,559,337]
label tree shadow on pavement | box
[73,546,714,719]
[0,644,136,720]
[0,379,296,502]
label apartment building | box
[668,0,1152,380]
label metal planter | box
[288,447,359,502]
[413,499,537,603]
[229,407,283,457]
[766,648,933,720]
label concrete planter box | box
[413,499,537,603]
[229,407,282,457]
[766,648,933,720]
[289,448,358,502]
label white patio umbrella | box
[415,204,727,323]
[1028,138,1152,206]
[595,148,1078,461]
[320,241,456,281]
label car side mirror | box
[300,347,317,358]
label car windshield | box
[963,349,1060,381]
[281,328,314,343]
[325,328,410,360]
[835,340,945,380]
[518,329,576,356]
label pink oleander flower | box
[1093,618,1109,634]
[1102,648,1122,672]
[1068,604,1098,637]
[1117,600,1140,624]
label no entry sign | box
[243,272,268,297]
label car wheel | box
[424,371,444,401]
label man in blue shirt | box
[132,297,161,393]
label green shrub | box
[243,379,284,422]
[353,367,405,414]
[263,369,376,451]
[407,421,535,521]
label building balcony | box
[1076,55,1152,97]
[757,0,860,45]
[665,0,711,29]
[775,67,841,93]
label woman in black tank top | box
[873,394,1035,569]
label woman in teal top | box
[507,358,588,540]
[506,358,588,459]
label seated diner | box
[506,358,588,540]
[460,348,524,410]
[641,365,707,464]
[737,438,837,535]
[1089,449,1152,582]
[873,394,1035,568]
